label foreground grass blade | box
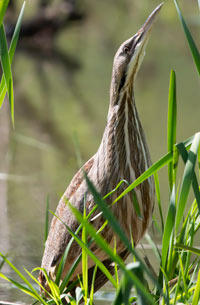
[59,254,81,293]
[55,235,74,285]
[0,1,26,109]
[167,70,177,191]
[82,205,88,302]
[67,202,155,305]
[174,0,200,76]
[0,253,47,304]
[0,273,39,299]
[0,0,9,25]
[83,174,167,304]
[176,244,200,256]
[154,173,164,232]
[192,268,200,305]
[89,264,97,305]
[177,142,200,214]
[113,135,194,204]
[113,262,149,305]
[31,267,53,299]
[0,24,14,125]
[176,133,200,230]
[0,254,7,270]
[162,185,176,269]
[52,211,117,289]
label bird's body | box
[39,3,162,295]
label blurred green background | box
[0,0,200,302]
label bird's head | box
[110,3,163,105]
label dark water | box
[0,0,200,303]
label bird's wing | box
[41,156,95,275]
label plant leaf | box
[154,172,164,232]
[175,133,200,231]
[162,185,176,269]
[113,262,149,305]
[0,0,9,25]
[51,211,117,289]
[167,70,177,191]
[0,24,14,125]
[174,0,200,76]
[177,142,200,215]
[175,244,200,256]
[113,136,194,205]
[83,174,167,304]
[0,252,41,298]
[0,1,26,109]
[192,267,200,305]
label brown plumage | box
[39,3,163,296]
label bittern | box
[39,3,162,296]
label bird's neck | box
[96,87,150,187]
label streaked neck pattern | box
[94,85,154,242]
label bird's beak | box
[133,3,163,50]
[124,3,163,86]
[139,3,163,37]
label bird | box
[39,3,163,297]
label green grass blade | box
[132,189,142,218]
[172,268,182,305]
[113,153,171,204]
[175,244,200,256]
[175,133,200,231]
[34,268,58,304]
[83,174,167,303]
[82,204,88,302]
[174,0,200,76]
[113,238,119,287]
[51,211,117,289]
[113,263,138,305]
[0,0,9,25]
[31,267,53,299]
[61,278,80,295]
[172,145,179,188]
[0,254,7,270]
[162,185,176,269]
[177,142,200,215]
[0,272,40,299]
[55,236,74,285]
[145,233,161,262]
[0,24,14,125]
[113,135,194,205]
[84,174,149,273]
[192,268,200,305]
[0,1,26,109]
[59,254,81,293]
[0,252,41,296]
[104,179,129,200]
[178,254,187,296]
[167,70,177,191]
[7,2,26,61]
[89,264,97,305]
[113,262,149,305]
[24,268,52,303]
[154,172,164,232]
[67,203,155,305]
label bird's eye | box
[123,46,130,54]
